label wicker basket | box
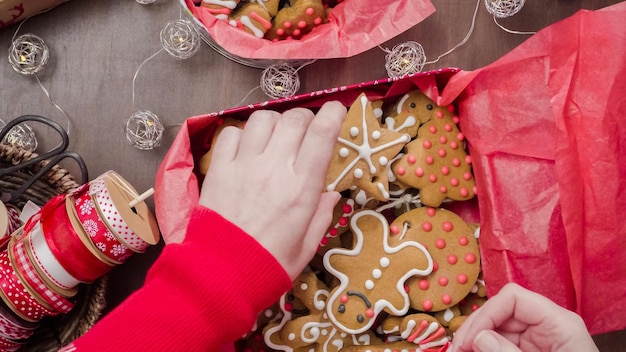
[0,143,107,351]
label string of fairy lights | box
[4,0,531,151]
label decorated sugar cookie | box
[264,271,380,352]
[266,0,328,41]
[323,210,433,334]
[391,91,476,207]
[389,207,480,312]
[228,2,273,38]
[325,93,410,202]
[379,313,450,350]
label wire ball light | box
[484,0,526,18]
[0,121,38,152]
[8,33,49,75]
[160,19,201,60]
[384,41,427,78]
[135,0,157,4]
[260,63,301,99]
[125,110,165,150]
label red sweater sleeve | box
[63,206,292,351]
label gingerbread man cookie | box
[264,271,380,352]
[323,210,433,334]
[382,89,439,138]
[391,91,476,207]
[388,207,480,313]
[267,0,328,40]
[325,93,411,202]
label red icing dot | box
[418,279,429,290]
[422,300,433,311]
[415,167,424,177]
[465,253,477,264]
[432,262,439,272]
[457,132,465,141]
[428,174,437,183]
[436,111,444,118]
[320,237,329,246]
[441,294,452,305]
[292,29,301,36]
[390,225,400,235]
[453,116,460,124]
[447,254,458,265]
[457,273,468,284]
[465,155,472,164]
[473,186,478,194]
[283,21,292,28]
[305,7,314,15]
[439,185,447,193]
[429,126,437,134]
[442,221,454,232]
[448,105,455,112]
[463,172,472,181]
[284,303,293,311]
[450,178,460,186]
[404,283,410,293]
[444,123,453,132]
[459,236,469,246]
[450,141,458,149]
[438,149,447,157]
[441,166,450,175]
[425,156,434,165]
[366,309,375,318]
[439,136,447,144]
[422,222,432,232]
[297,20,307,28]
[435,238,446,249]
[338,217,348,227]
[460,188,469,197]
[438,276,449,286]
[472,304,480,311]
[397,166,406,176]
[342,204,353,214]
[341,295,348,303]
[427,207,436,217]
[407,155,417,164]
[423,140,432,149]
[329,228,337,237]
[452,158,461,167]
[313,17,323,25]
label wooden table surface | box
[1,0,624,350]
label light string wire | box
[8,14,73,141]
[493,15,536,35]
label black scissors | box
[0,115,89,203]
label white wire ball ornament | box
[485,0,526,18]
[260,64,301,99]
[384,41,427,79]
[160,19,201,60]
[136,0,157,4]
[8,34,49,75]
[125,110,165,150]
[0,122,37,152]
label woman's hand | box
[199,101,347,280]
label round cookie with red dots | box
[390,93,476,207]
[388,206,480,313]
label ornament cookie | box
[389,207,480,312]
[323,210,433,334]
[264,271,380,352]
[228,2,273,38]
[325,93,410,202]
[201,0,240,19]
[391,91,476,207]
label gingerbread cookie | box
[381,89,439,138]
[267,0,328,40]
[264,271,380,351]
[379,313,450,349]
[228,2,273,38]
[201,0,241,20]
[388,207,480,313]
[391,91,476,207]
[325,93,411,203]
[323,210,433,334]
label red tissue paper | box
[439,2,626,335]
[181,0,435,60]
